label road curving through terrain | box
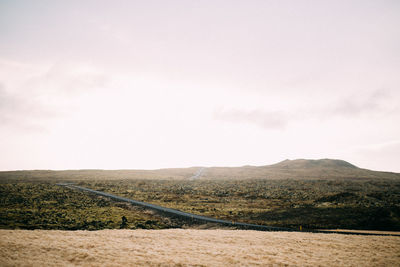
[57,183,291,231]
[57,183,400,236]
[190,167,206,179]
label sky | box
[0,0,399,172]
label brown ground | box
[1,229,399,266]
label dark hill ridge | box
[0,159,399,181]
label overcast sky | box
[1,0,399,172]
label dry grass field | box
[1,229,399,266]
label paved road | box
[190,167,206,179]
[57,183,291,231]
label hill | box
[204,159,400,180]
[0,159,399,181]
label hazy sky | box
[1,0,399,171]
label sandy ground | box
[1,229,399,267]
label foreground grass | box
[1,229,399,266]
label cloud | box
[21,62,110,97]
[214,108,287,130]
[0,82,12,111]
[0,82,54,132]
[0,61,110,132]
[213,90,395,130]
[325,90,390,118]
[359,140,400,152]
[351,140,400,172]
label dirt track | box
[1,229,399,266]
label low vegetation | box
[81,178,400,230]
[1,177,399,231]
[0,182,184,230]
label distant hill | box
[205,159,400,180]
[0,159,399,181]
[271,159,358,169]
